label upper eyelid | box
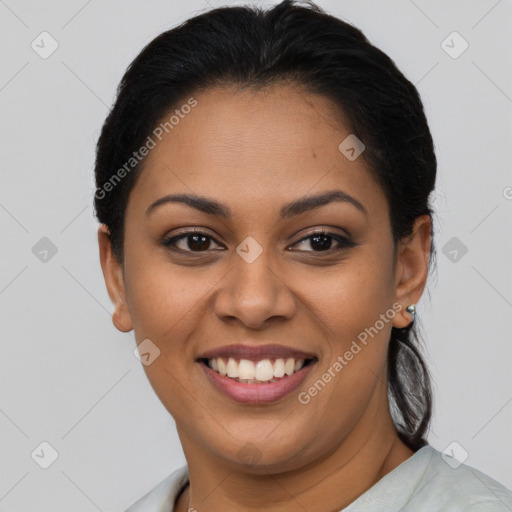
[295,228,349,240]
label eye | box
[161,230,224,253]
[290,230,356,252]
[161,229,356,254]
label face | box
[99,84,429,474]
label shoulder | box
[343,443,512,512]
[404,444,512,511]
[123,465,189,512]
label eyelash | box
[160,229,356,255]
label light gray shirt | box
[124,444,512,511]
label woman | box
[94,1,512,510]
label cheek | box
[122,257,205,418]
[299,271,393,435]
[299,254,395,413]
[306,257,394,340]
[123,249,207,340]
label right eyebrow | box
[146,194,231,217]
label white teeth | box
[238,359,255,380]
[218,358,227,376]
[208,356,309,382]
[255,359,274,381]
[273,358,285,378]
[285,358,295,376]
[226,358,238,378]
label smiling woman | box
[93,1,512,511]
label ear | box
[392,214,432,328]
[97,225,133,333]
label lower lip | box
[199,361,316,405]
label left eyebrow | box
[145,189,368,218]
[279,189,368,218]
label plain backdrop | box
[0,0,511,510]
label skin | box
[98,84,431,511]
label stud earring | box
[406,304,416,322]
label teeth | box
[207,356,308,382]
[238,359,255,380]
[255,359,274,381]
[218,358,227,376]
[274,358,285,378]
[226,357,238,378]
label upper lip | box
[197,344,317,362]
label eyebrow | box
[145,189,368,219]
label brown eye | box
[161,231,224,252]
[290,230,356,253]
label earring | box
[406,304,416,322]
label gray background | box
[0,0,511,510]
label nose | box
[213,252,297,330]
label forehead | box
[128,84,388,222]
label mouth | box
[198,356,317,384]
[196,344,318,404]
